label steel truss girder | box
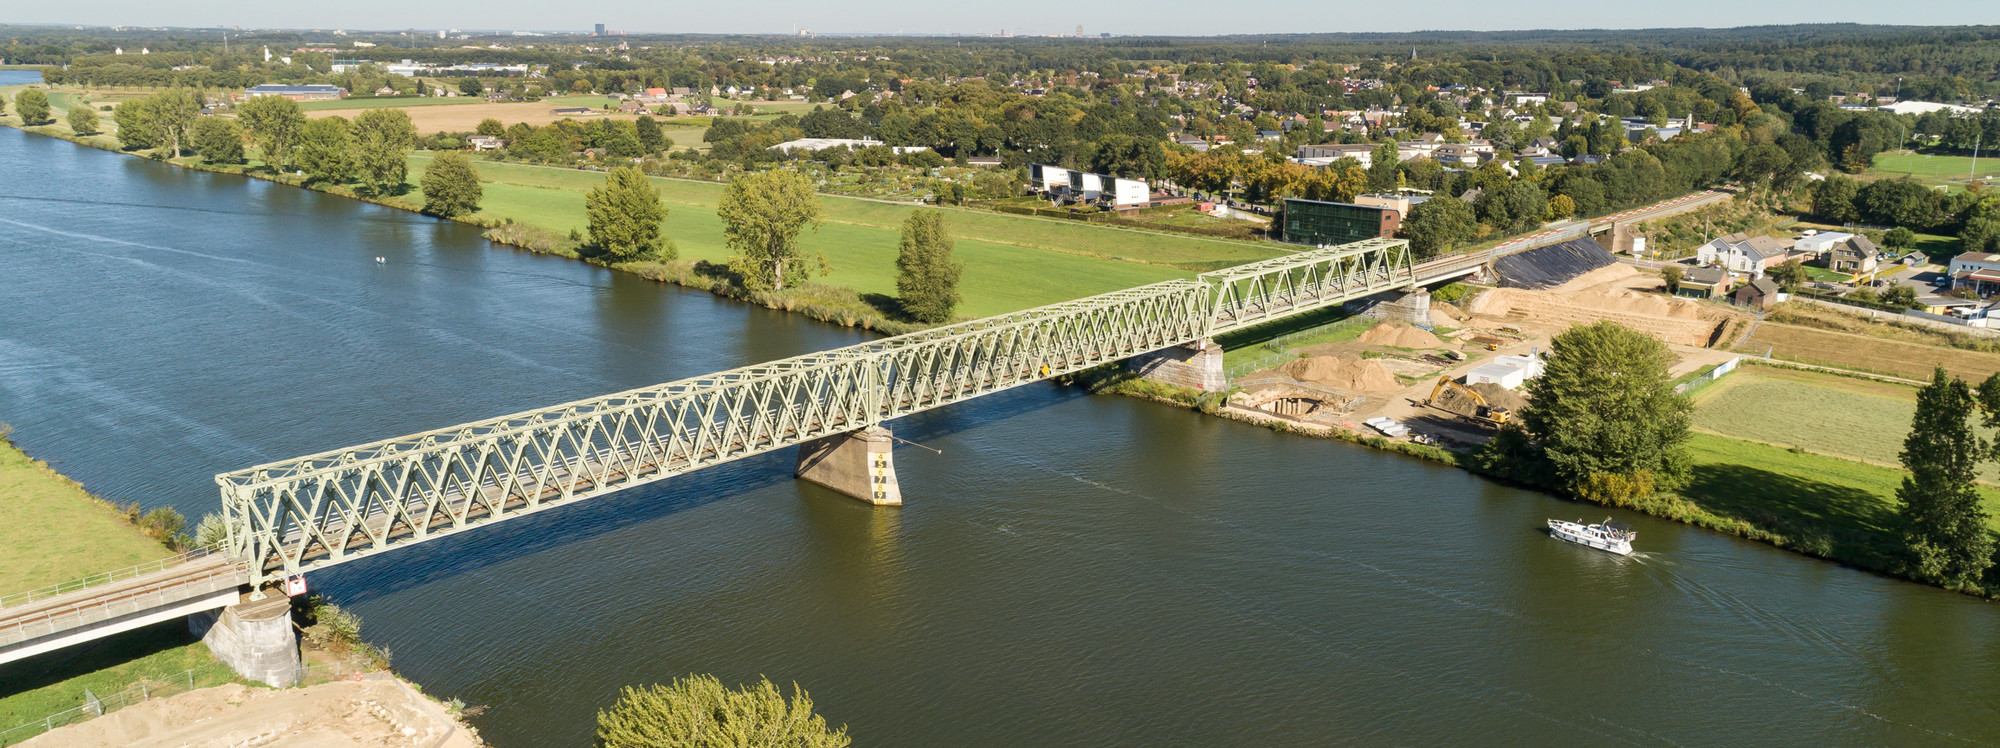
[215,238,1414,585]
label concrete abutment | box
[795,426,902,505]
[1359,289,1434,327]
[188,594,301,687]
[1126,339,1227,391]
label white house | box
[1695,232,1792,276]
[1792,230,1856,257]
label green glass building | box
[1280,198,1397,247]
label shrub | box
[595,675,849,748]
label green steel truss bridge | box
[215,238,1418,589]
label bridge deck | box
[0,554,246,650]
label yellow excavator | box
[1425,376,1512,425]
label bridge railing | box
[214,238,1420,588]
[0,544,229,611]
[0,557,246,648]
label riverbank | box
[0,432,215,732]
[1082,363,2000,600]
[6,85,1991,603]
[0,85,1285,335]
[0,432,479,744]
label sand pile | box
[1357,322,1445,349]
[1431,301,1467,322]
[1555,263,1642,293]
[1463,284,1721,346]
[1468,382,1529,412]
[1277,356,1404,392]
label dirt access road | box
[23,675,481,748]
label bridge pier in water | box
[795,426,902,505]
[1126,339,1227,391]
[189,595,301,687]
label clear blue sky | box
[12,0,2000,37]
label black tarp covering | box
[1494,237,1616,289]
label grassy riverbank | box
[1,83,1284,331]
[0,435,218,732]
[1085,364,2000,599]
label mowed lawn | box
[1867,152,2000,189]
[408,156,1285,318]
[1677,433,2000,572]
[0,438,174,593]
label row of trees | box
[1811,174,2000,253]
[583,166,963,323]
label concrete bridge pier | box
[1126,339,1227,391]
[1360,289,1434,327]
[188,594,301,687]
[796,426,902,505]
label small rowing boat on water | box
[1547,517,1636,556]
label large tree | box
[351,108,418,195]
[634,115,670,154]
[147,89,201,157]
[295,116,355,184]
[112,99,159,151]
[237,95,308,171]
[595,675,848,748]
[1403,197,1477,259]
[1899,367,1994,588]
[585,166,669,261]
[192,117,245,164]
[66,105,99,135]
[894,211,963,324]
[14,89,50,126]
[420,151,484,219]
[719,169,825,291]
[1483,321,1692,504]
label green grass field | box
[408,156,1285,318]
[0,438,176,592]
[1678,432,2000,570]
[0,438,220,733]
[1692,365,2000,480]
[1868,152,2000,189]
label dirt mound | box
[1554,262,1641,293]
[23,677,480,748]
[1463,284,1720,346]
[1468,382,1530,412]
[1357,322,1444,349]
[1276,356,1404,392]
[1431,301,1467,321]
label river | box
[1,122,1996,745]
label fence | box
[0,661,236,746]
[1673,356,1742,395]
[0,544,227,611]
[0,658,375,746]
[1221,316,1379,379]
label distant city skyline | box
[8,0,2000,38]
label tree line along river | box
[0,102,1996,744]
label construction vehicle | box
[1425,375,1512,425]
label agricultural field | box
[294,95,488,111]
[408,156,1286,317]
[1866,152,2000,190]
[1692,366,1912,461]
[309,100,652,131]
[1737,321,2000,381]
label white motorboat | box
[1547,517,1636,556]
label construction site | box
[1229,238,1743,445]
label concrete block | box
[195,595,300,687]
[796,426,901,505]
[1126,339,1226,391]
